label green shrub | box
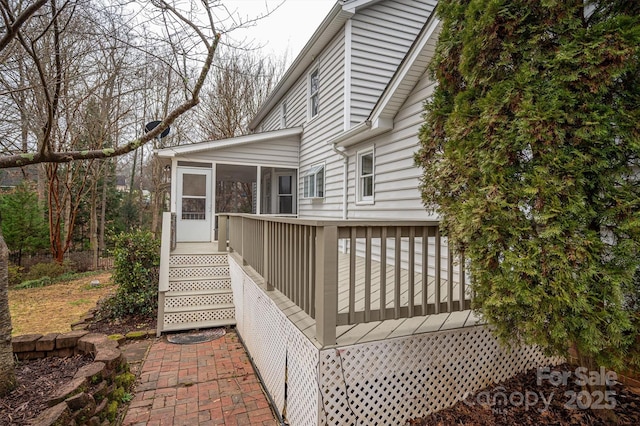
[24,262,68,281]
[14,276,52,289]
[102,230,160,319]
[8,263,24,287]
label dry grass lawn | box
[9,272,116,336]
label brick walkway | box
[122,331,278,426]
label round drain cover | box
[166,328,226,345]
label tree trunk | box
[0,230,16,397]
[90,181,98,270]
[99,167,108,252]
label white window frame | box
[308,68,319,120]
[303,163,325,199]
[357,148,374,204]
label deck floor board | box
[221,243,478,347]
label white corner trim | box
[344,19,352,132]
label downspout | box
[332,143,349,220]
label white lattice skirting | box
[229,257,559,425]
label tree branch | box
[0,28,221,169]
[0,0,48,53]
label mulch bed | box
[0,314,156,426]
[410,363,640,425]
[0,354,94,426]
[85,314,156,336]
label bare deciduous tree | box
[0,0,227,397]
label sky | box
[224,0,336,66]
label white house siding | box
[347,69,437,220]
[259,107,281,132]
[181,137,300,168]
[343,67,451,277]
[349,0,437,126]
[298,31,349,219]
[259,78,309,132]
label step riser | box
[165,294,234,309]
[169,266,229,279]
[169,254,228,266]
[164,308,235,325]
[168,279,231,292]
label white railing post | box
[315,225,338,346]
[157,212,172,336]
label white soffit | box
[155,127,303,158]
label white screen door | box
[176,167,212,242]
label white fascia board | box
[371,16,441,122]
[155,127,303,158]
[249,2,354,130]
[342,0,385,13]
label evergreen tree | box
[0,183,49,263]
[416,0,640,371]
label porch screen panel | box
[182,173,207,220]
[278,175,293,214]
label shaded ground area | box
[86,313,156,336]
[0,354,94,426]
[410,363,640,426]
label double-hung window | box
[357,149,374,203]
[308,69,319,119]
[303,163,324,198]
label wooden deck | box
[235,251,479,348]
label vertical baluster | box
[435,227,441,314]
[309,226,316,319]
[421,227,428,315]
[380,227,387,320]
[302,225,308,313]
[364,226,372,322]
[394,227,401,319]
[294,225,300,307]
[448,242,454,313]
[265,221,272,291]
[349,227,356,323]
[408,227,415,318]
[459,252,466,310]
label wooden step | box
[161,318,236,333]
[168,265,229,280]
[167,277,231,292]
[169,253,228,267]
[163,306,235,327]
[164,302,235,314]
[164,293,234,310]
[165,289,233,298]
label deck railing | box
[157,212,174,336]
[220,213,472,346]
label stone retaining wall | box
[12,330,131,426]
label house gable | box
[250,0,438,135]
[348,0,437,127]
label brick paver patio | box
[122,331,278,425]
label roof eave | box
[155,127,304,158]
[248,2,354,130]
[331,15,441,149]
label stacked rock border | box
[12,330,134,426]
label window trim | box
[356,148,374,204]
[303,162,325,199]
[308,68,319,121]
